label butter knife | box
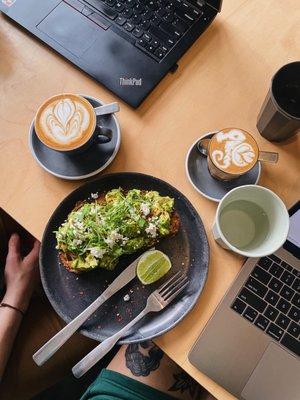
[33,249,153,366]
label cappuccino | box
[35,94,96,151]
[208,128,259,176]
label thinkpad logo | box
[119,77,142,86]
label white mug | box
[212,185,289,258]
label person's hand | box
[3,233,40,312]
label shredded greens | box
[55,188,175,272]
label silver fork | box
[72,271,189,378]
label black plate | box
[40,173,209,343]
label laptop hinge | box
[169,63,179,74]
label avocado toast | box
[55,188,180,273]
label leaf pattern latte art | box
[46,99,83,138]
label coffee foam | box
[209,129,258,174]
[35,94,95,150]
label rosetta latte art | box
[40,98,90,144]
[211,129,256,170]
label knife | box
[33,249,153,366]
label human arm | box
[107,342,205,400]
[0,234,40,379]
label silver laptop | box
[189,201,300,400]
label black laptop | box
[0,0,222,107]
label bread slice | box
[58,192,180,274]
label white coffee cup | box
[212,185,289,257]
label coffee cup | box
[34,93,119,154]
[212,185,289,258]
[197,128,278,181]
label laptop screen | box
[283,201,300,259]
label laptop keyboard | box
[81,0,204,61]
[231,254,300,357]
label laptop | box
[189,201,300,400]
[0,0,222,108]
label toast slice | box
[57,190,180,274]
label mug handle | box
[196,138,211,157]
[258,151,279,163]
[94,126,113,144]
[212,221,230,250]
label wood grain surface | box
[0,0,299,399]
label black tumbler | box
[257,61,300,141]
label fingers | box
[23,239,40,267]
[6,233,21,262]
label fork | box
[72,271,189,378]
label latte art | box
[209,129,259,175]
[35,94,96,151]
[42,99,90,144]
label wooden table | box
[0,0,299,398]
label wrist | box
[3,286,32,312]
[0,302,25,317]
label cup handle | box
[258,151,279,163]
[94,102,119,116]
[94,126,113,144]
[212,222,230,250]
[196,138,211,157]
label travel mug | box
[257,61,300,141]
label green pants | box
[81,369,176,400]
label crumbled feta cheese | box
[90,247,107,259]
[111,230,123,240]
[91,192,99,199]
[140,203,150,216]
[74,220,84,230]
[73,239,83,246]
[123,294,130,302]
[104,237,114,248]
[104,230,123,248]
[122,237,129,245]
[129,208,139,221]
[145,223,157,238]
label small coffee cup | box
[34,93,119,154]
[197,128,278,181]
[212,185,289,258]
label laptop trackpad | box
[241,343,300,400]
[37,2,98,57]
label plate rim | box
[28,95,121,180]
[185,132,261,203]
[40,172,210,343]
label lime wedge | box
[137,250,171,285]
